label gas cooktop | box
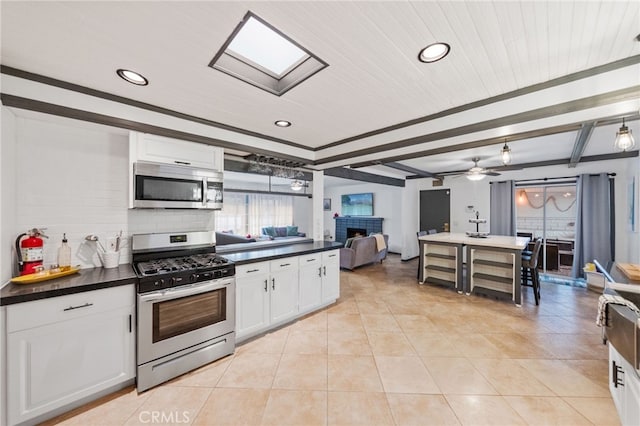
[131,231,235,293]
[136,254,230,277]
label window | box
[216,192,293,236]
[227,16,308,78]
[209,11,328,96]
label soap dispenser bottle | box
[58,233,71,268]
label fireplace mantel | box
[335,217,384,243]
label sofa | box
[340,234,389,270]
[215,232,256,246]
[261,226,306,240]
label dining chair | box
[521,237,542,305]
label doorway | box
[515,184,577,277]
[420,189,451,233]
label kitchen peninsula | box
[418,233,530,305]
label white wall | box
[1,107,17,283]
[324,182,403,253]
[0,106,17,426]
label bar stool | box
[522,238,542,305]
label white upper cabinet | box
[130,132,223,171]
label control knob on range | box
[189,273,198,283]
[154,278,165,287]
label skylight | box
[209,11,328,96]
[227,17,309,78]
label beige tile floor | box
[45,254,620,426]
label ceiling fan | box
[441,157,502,181]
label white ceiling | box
[1,1,639,181]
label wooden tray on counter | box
[616,263,640,282]
[10,267,80,284]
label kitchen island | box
[418,233,530,305]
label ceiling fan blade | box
[485,171,501,176]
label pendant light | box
[614,118,635,151]
[500,140,512,165]
[290,180,304,191]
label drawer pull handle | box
[307,259,316,262]
[323,266,327,276]
[64,302,93,312]
[247,269,259,273]
[318,267,322,277]
[264,279,268,292]
[280,263,291,267]
[174,160,191,165]
[272,278,275,290]
[328,254,336,257]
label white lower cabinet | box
[269,260,299,324]
[235,249,341,342]
[298,254,323,314]
[609,343,640,426]
[235,260,299,340]
[235,262,271,340]
[298,251,340,314]
[6,285,135,425]
[321,250,340,303]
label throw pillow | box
[344,237,355,248]
[263,226,276,237]
[276,227,288,237]
[286,225,298,236]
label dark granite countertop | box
[221,241,343,265]
[0,264,137,306]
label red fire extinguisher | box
[15,228,48,276]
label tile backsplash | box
[9,117,217,274]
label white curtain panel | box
[216,193,294,236]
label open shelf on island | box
[424,277,456,287]
[425,264,456,274]
[473,259,513,269]
[473,272,513,284]
[425,252,456,260]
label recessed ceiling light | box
[116,69,148,86]
[274,120,291,127]
[418,42,450,63]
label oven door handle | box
[139,278,233,303]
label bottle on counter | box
[57,233,71,268]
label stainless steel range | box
[132,231,235,392]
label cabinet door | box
[236,273,270,340]
[625,370,640,426]
[322,250,341,303]
[134,132,222,170]
[7,305,134,425]
[298,254,323,314]
[270,267,299,325]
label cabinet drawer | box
[299,253,321,266]
[322,250,340,262]
[270,258,298,272]
[7,284,135,333]
[236,261,270,277]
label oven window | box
[152,288,226,343]
[136,175,203,202]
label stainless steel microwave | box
[132,162,223,209]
